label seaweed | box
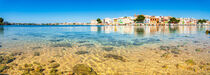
[51,43,72,47]
[102,47,114,51]
[77,41,89,43]
[75,51,89,55]
[79,44,95,48]
[32,47,42,50]
[49,63,60,68]
[104,54,126,62]
[49,39,64,42]
[195,49,201,52]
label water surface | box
[0,25,210,74]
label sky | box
[0,0,210,23]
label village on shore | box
[90,14,210,26]
[1,14,210,25]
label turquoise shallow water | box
[0,25,210,74]
[0,25,210,49]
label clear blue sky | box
[0,0,210,23]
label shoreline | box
[1,24,210,26]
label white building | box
[90,20,98,25]
[144,15,151,23]
[103,18,112,25]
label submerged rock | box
[50,68,58,74]
[49,63,60,68]
[176,45,184,47]
[161,53,172,59]
[104,54,126,62]
[32,47,42,50]
[11,52,23,56]
[171,50,180,54]
[75,51,89,55]
[0,65,9,72]
[133,42,144,46]
[0,45,1,48]
[24,64,33,68]
[19,63,45,75]
[160,46,170,51]
[193,41,199,43]
[12,38,18,40]
[160,46,178,51]
[27,33,46,38]
[0,56,16,64]
[49,60,56,63]
[162,65,168,69]
[49,39,64,42]
[77,41,89,43]
[79,44,95,48]
[34,52,40,56]
[73,64,97,75]
[102,47,114,51]
[138,59,144,62]
[52,43,72,47]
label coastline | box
[0,25,210,74]
[1,24,210,26]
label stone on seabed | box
[73,64,97,75]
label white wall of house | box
[90,20,98,25]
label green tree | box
[96,18,102,23]
[197,19,208,24]
[169,17,180,24]
[134,15,145,23]
[0,17,4,25]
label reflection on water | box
[0,26,4,35]
[0,25,210,74]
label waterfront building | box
[112,17,134,25]
[90,14,203,25]
[208,21,210,25]
[144,15,151,24]
[122,17,135,25]
[113,18,118,25]
[178,18,185,25]
[117,18,124,25]
[179,18,198,25]
[159,16,171,25]
[150,16,160,24]
[103,18,112,25]
[91,20,98,25]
